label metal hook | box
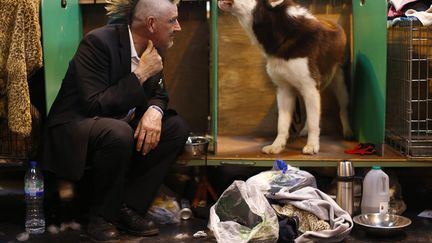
[360,0,366,6]
[61,0,67,8]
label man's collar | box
[128,25,139,59]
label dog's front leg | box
[300,85,321,154]
[262,85,296,154]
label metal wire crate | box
[386,18,432,157]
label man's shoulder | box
[85,24,127,41]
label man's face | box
[152,4,181,49]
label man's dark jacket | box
[43,24,168,181]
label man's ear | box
[267,0,284,7]
[146,16,156,33]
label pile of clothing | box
[388,0,432,26]
[208,162,353,243]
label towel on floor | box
[0,0,42,136]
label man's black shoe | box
[117,205,159,236]
[87,216,120,242]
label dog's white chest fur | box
[266,57,314,90]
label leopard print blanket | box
[0,0,42,137]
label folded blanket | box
[267,186,353,243]
[406,4,432,26]
[391,0,419,11]
[0,0,42,136]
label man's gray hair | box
[106,0,179,24]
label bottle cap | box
[30,161,37,167]
[274,160,288,173]
[337,160,354,177]
[372,166,381,170]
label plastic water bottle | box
[24,161,45,234]
[361,166,389,214]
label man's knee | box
[167,115,189,144]
[110,121,134,149]
[93,118,134,151]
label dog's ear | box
[267,0,284,7]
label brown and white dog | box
[218,0,352,154]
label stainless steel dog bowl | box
[353,213,411,236]
[184,136,210,157]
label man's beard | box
[167,40,174,48]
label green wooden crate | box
[352,0,387,145]
[41,0,83,111]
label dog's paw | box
[262,144,285,154]
[302,143,319,154]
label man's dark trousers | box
[86,111,189,221]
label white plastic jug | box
[361,166,389,214]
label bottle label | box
[25,182,44,197]
[379,202,389,213]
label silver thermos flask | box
[336,160,354,215]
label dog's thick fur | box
[219,0,352,154]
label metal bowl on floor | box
[184,136,210,157]
[353,213,411,236]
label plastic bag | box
[208,180,279,243]
[246,160,316,193]
[147,195,180,224]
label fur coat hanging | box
[0,0,42,137]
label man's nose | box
[174,20,181,31]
